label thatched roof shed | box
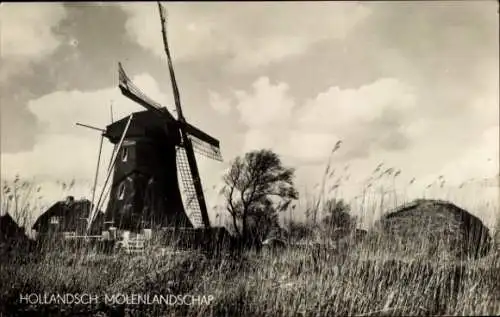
[377,199,492,259]
[32,196,105,237]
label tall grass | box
[1,234,499,316]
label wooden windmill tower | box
[87,3,222,235]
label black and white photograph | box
[0,1,499,316]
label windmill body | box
[103,110,193,232]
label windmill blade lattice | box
[118,63,165,112]
[189,135,223,161]
[176,146,204,227]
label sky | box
[1,2,499,229]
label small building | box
[32,196,105,239]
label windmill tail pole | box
[86,114,134,233]
[96,180,113,219]
[88,133,104,234]
[107,144,118,173]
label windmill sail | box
[176,147,204,227]
[118,62,168,116]
[157,1,211,228]
[184,122,222,161]
[157,2,184,120]
[189,135,222,161]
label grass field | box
[1,228,499,317]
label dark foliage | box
[288,221,315,241]
[321,198,356,240]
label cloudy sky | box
[1,2,498,228]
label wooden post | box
[86,114,134,233]
[89,133,104,232]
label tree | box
[222,149,298,245]
[321,198,356,240]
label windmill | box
[86,2,222,234]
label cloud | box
[433,126,499,186]
[121,2,371,71]
[285,132,341,162]
[235,77,295,128]
[298,79,416,131]
[241,130,280,153]
[0,3,67,80]
[227,76,418,164]
[0,3,66,58]
[470,76,500,129]
[121,3,227,63]
[208,91,231,115]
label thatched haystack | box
[376,199,492,259]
